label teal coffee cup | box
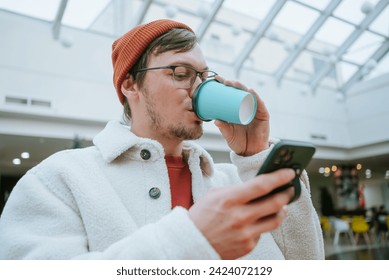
[192,80,257,125]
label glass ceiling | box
[1,0,388,93]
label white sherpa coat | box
[0,121,324,260]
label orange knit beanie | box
[112,19,194,104]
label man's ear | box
[121,75,139,100]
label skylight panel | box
[223,0,277,20]
[338,61,358,83]
[369,5,389,36]
[313,17,355,47]
[272,1,319,35]
[62,0,111,29]
[333,0,380,25]
[0,0,60,21]
[295,0,331,10]
[342,31,385,64]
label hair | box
[123,28,197,123]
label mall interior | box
[0,0,388,260]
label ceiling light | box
[283,42,295,52]
[356,163,362,170]
[231,24,242,36]
[267,30,279,42]
[365,169,372,179]
[361,1,374,14]
[318,167,325,174]
[60,35,73,48]
[323,167,331,177]
[21,152,30,159]
[12,158,21,165]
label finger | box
[255,182,295,202]
[227,168,296,204]
[214,75,226,84]
[214,119,228,128]
[246,190,292,223]
[223,80,249,92]
[250,206,288,234]
[251,94,269,122]
[227,190,291,227]
[214,120,233,136]
[214,120,245,150]
[233,206,288,243]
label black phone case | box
[255,140,316,203]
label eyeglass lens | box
[173,66,213,89]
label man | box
[375,205,388,243]
[0,19,324,259]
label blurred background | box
[0,0,388,259]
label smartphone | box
[255,140,316,203]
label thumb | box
[214,120,232,137]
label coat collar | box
[93,120,215,176]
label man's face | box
[135,44,207,141]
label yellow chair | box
[340,215,350,221]
[320,216,331,238]
[386,215,389,228]
[351,216,371,245]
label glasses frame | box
[134,65,218,89]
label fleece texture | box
[0,121,324,259]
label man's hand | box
[214,76,270,156]
[188,168,295,259]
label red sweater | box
[165,155,193,209]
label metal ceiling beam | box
[52,0,68,40]
[196,0,224,42]
[274,0,342,84]
[309,0,389,92]
[233,0,287,75]
[341,39,389,93]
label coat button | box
[140,149,151,160]
[149,187,161,199]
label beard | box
[143,88,203,140]
[167,123,203,140]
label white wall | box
[0,11,122,124]
[346,74,389,147]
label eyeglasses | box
[135,65,218,89]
